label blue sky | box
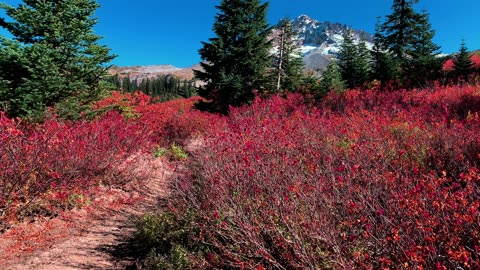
[1,0,479,67]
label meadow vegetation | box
[1,0,480,269]
[1,76,480,269]
[132,81,480,269]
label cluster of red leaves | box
[95,91,226,145]
[0,110,151,222]
[171,84,480,269]
[1,92,223,226]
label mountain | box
[287,14,374,74]
[110,15,373,81]
[108,64,201,81]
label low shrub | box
[165,85,480,268]
[0,110,151,222]
[135,211,208,270]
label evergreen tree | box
[338,30,369,89]
[110,74,122,90]
[355,36,371,87]
[382,0,420,66]
[405,10,441,86]
[271,17,304,93]
[131,79,139,92]
[194,0,272,114]
[318,61,345,96]
[338,30,358,88]
[381,0,441,87]
[371,17,399,86]
[452,39,474,81]
[0,0,115,118]
[116,75,197,100]
[122,76,131,91]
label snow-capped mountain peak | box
[279,14,374,74]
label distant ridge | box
[108,64,202,81]
[110,14,375,79]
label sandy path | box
[0,155,175,270]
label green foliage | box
[338,31,370,89]
[106,74,197,101]
[355,37,371,87]
[404,10,441,86]
[152,143,188,160]
[194,0,272,114]
[453,39,475,81]
[370,17,399,85]
[0,0,115,119]
[318,61,345,96]
[382,0,420,64]
[153,146,170,158]
[380,0,441,87]
[135,211,205,270]
[270,17,305,93]
[170,143,188,161]
[54,81,112,120]
[66,193,92,210]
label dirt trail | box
[0,154,175,270]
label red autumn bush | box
[169,84,480,268]
[1,89,224,230]
[94,91,226,146]
[0,110,151,222]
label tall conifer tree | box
[382,0,420,66]
[371,17,398,86]
[355,36,371,87]
[405,10,441,86]
[381,0,441,87]
[0,0,115,118]
[453,39,475,81]
[318,61,345,95]
[194,0,272,114]
[338,31,370,89]
[271,17,304,93]
[338,30,358,89]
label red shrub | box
[170,85,480,268]
[95,91,226,145]
[0,111,151,220]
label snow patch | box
[301,46,318,55]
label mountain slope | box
[289,14,374,74]
[110,15,374,80]
[108,64,201,81]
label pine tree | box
[338,30,369,89]
[111,74,122,90]
[271,17,304,93]
[452,39,474,81]
[318,61,345,96]
[338,30,358,89]
[194,0,272,114]
[371,17,399,86]
[0,0,115,118]
[405,10,441,86]
[382,0,420,66]
[122,76,131,92]
[381,0,441,87]
[355,36,371,87]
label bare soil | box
[0,154,176,270]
